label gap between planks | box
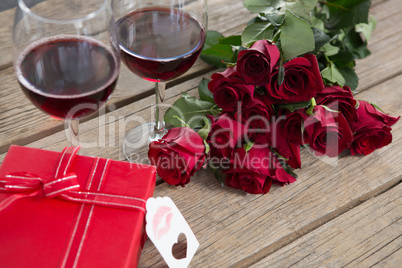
[232,180,402,268]
[137,71,401,266]
[1,0,396,152]
[249,183,402,267]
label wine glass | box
[113,0,207,161]
[13,0,120,148]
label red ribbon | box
[0,146,150,267]
[0,147,146,213]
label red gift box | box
[0,145,156,268]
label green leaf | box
[312,27,331,52]
[204,30,224,48]
[277,58,285,86]
[280,11,315,61]
[219,35,242,46]
[164,94,216,129]
[325,0,371,30]
[197,116,212,141]
[247,15,266,26]
[321,62,346,85]
[368,101,385,113]
[173,116,191,128]
[343,28,371,59]
[201,44,235,68]
[276,100,312,112]
[263,13,285,26]
[355,14,377,42]
[320,43,340,57]
[204,140,210,154]
[339,66,359,91]
[283,165,298,178]
[284,0,319,21]
[311,15,325,31]
[329,50,355,68]
[210,166,225,187]
[321,104,340,113]
[244,142,254,153]
[241,22,275,46]
[201,31,235,68]
[198,78,214,104]
[211,105,223,116]
[244,0,284,13]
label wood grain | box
[0,0,400,267]
[137,74,402,267]
[250,183,401,267]
[0,0,399,155]
[0,0,253,154]
[0,71,211,162]
[2,70,399,267]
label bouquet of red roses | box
[148,0,399,194]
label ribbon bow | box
[0,147,146,213]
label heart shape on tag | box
[172,233,187,260]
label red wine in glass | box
[16,35,119,120]
[116,7,205,82]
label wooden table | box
[0,0,401,267]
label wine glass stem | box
[67,119,79,147]
[153,81,166,139]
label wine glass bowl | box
[16,35,119,120]
[116,6,206,82]
[113,0,207,161]
[13,0,120,145]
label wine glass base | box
[123,122,168,163]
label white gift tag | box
[146,197,199,268]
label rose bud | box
[281,109,308,145]
[208,67,254,112]
[252,117,301,169]
[303,106,353,157]
[225,172,272,195]
[207,114,246,160]
[236,40,280,86]
[266,54,324,104]
[349,101,399,155]
[235,92,274,129]
[148,127,206,186]
[316,85,358,122]
[224,146,296,194]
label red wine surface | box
[117,7,205,81]
[16,35,119,119]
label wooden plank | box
[0,70,210,163]
[0,0,391,70]
[0,0,253,154]
[0,0,252,70]
[250,184,401,267]
[355,0,402,91]
[2,71,400,266]
[0,7,14,70]
[0,0,399,155]
[136,74,402,267]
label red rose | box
[316,85,358,121]
[252,118,301,169]
[208,67,254,112]
[349,101,399,155]
[304,106,353,157]
[281,109,308,145]
[235,92,274,129]
[225,172,271,194]
[266,54,324,103]
[207,114,246,160]
[236,40,280,86]
[224,146,296,194]
[148,127,206,186]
